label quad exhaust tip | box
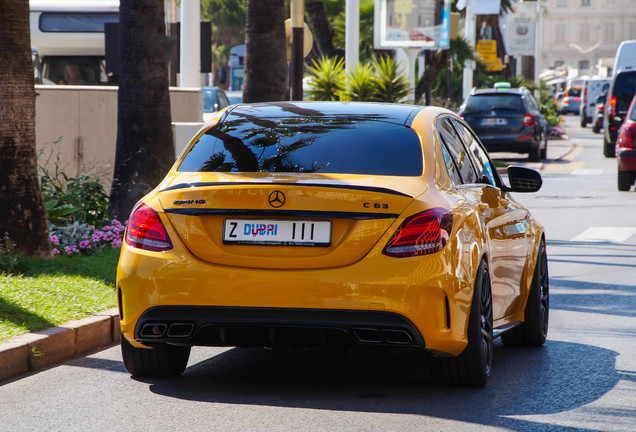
[352,327,413,345]
[140,322,194,338]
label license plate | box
[481,118,507,125]
[223,219,331,246]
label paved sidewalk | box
[0,309,120,382]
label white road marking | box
[571,169,604,175]
[571,227,636,243]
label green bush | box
[39,152,111,227]
[0,234,18,273]
[306,56,346,101]
[340,63,378,101]
[371,56,411,103]
[306,56,411,103]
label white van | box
[612,40,636,75]
[30,0,119,85]
[579,78,610,127]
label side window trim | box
[450,117,503,189]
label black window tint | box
[39,13,118,32]
[218,91,230,108]
[613,72,636,112]
[463,94,524,112]
[179,117,423,176]
[439,139,462,185]
[453,120,496,186]
[437,117,477,184]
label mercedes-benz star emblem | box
[268,190,286,208]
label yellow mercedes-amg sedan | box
[117,102,548,387]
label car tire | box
[121,334,191,377]
[618,170,633,191]
[429,261,493,387]
[540,132,548,160]
[580,117,587,127]
[603,138,616,158]
[501,240,549,347]
[528,142,541,162]
[592,123,600,133]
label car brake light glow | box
[125,203,173,252]
[382,208,453,258]
[523,113,534,127]
[608,95,617,118]
[619,124,636,148]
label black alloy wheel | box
[429,261,493,387]
[502,240,549,347]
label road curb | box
[0,308,120,382]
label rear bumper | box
[133,306,426,349]
[480,136,540,154]
[617,148,636,171]
[117,236,477,357]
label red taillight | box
[608,95,617,118]
[583,88,588,103]
[619,124,636,148]
[523,113,534,127]
[125,203,173,252]
[382,208,453,258]
[598,103,605,112]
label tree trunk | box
[306,1,342,59]
[110,0,175,220]
[0,0,51,257]
[243,0,287,103]
[414,51,448,105]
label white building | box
[540,0,636,76]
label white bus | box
[30,0,119,85]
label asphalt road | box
[1,116,635,432]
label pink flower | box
[50,235,59,245]
[52,248,60,256]
[111,238,122,248]
[79,240,91,249]
[102,232,114,241]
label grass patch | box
[0,248,119,342]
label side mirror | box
[506,166,542,192]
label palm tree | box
[109,0,175,220]
[0,0,51,256]
[243,0,287,102]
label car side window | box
[438,139,462,185]
[437,117,478,184]
[218,91,230,109]
[452,119,497,186]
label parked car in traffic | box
[561,84,582,115]
[117,102,548,387]
[603,68,636,157]
[592,94,607,133]
[458,85,549,161]
[580,78,610,127]
[616,94,636,190]
[203,86,231,122]
[554,91,564,112]
[226,90,243,104]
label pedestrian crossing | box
[571,227,636,243]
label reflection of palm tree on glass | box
[180,103,412,174]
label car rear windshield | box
[463,94,524,112]
[178,117,423,176]
[566,87,581,97]
[613,71,636,112]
